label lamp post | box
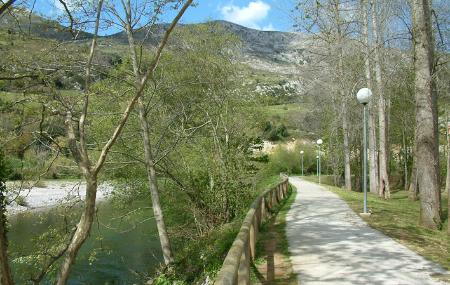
[317,139,323,184]
[300,150,304,176]
[316,155,319,178]
[357,88,373,215]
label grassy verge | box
[302,175,450,271]
[251,184,298,284]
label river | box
[8,198,163,285]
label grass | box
[303,175,450,272]
[261,103,307,117]
[256,103,314,140]
[251,184,298,284]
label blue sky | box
[36,0,296,33]
[178,0,295,31]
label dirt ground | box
[252,211,297,284]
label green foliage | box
[262,121,290,141]
[264,143,324,176]
[153,175,283,284]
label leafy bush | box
[263,143,326,176]
[262,121,290,141]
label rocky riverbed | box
[5,180,113,214]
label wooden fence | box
[214,176,290,285]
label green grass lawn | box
[303,175,449,271]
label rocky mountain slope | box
[1,11,310,100]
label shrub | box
[15,195,28,207]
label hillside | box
[0,12,314,139]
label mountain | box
[0,9,93,41]
[1,10,310,73]
[1,12,309,101]
[103,20,309,75]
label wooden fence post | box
[237,240,250,285]
[214,178,290,285]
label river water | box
[8,199,163,285]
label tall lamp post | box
[317,139,323,184]
[300,150,304,176]
[357,88,373,215]
[316,155,319,178]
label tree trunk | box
[446,118,450,234]
[122,6,175,263]
[137,99,174,265]
[412,0,441,230]
[447,141,450,234]
[0,176,14,285]
[371,0,390,199]
[362,0,379,194]
[342,104,352,191]
[409,127,419,200]
[56,177,98,285]
[402,129,409,191]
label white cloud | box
[262,23,275,31]
[220,1,273,30]
[54,0,82,13]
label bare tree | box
[53,1,193,283]
[105,0,187,265]
[0,0,15,16]
[361,0,379,194]
[371,0,391,199]
[412,0,441,229]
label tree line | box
[293,0,449,231]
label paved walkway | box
[286,177,449,285]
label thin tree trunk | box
[137,99,174,264]
[402,129,408,191]
[121,0,176,264]
[446,116,450,234]
[409,151,419,200]
[0,0,15,16]
[342,103,352,191]
[55,1,192,282]
[56,177,98,285]
[333,0,351,191]
[371,0,390,199]
[0,171,14,285]
[412,0,441,230]
[362,0,379,194]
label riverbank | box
[5,180,113,214]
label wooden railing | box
[214,176,290,285]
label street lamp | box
[316,155,319,178]
[316,139,323,184]
[300,150,304,176]
[357,88,373,215]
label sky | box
[36,0,296,33]
[178,0,296,32]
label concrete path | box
[286,177,449,285]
